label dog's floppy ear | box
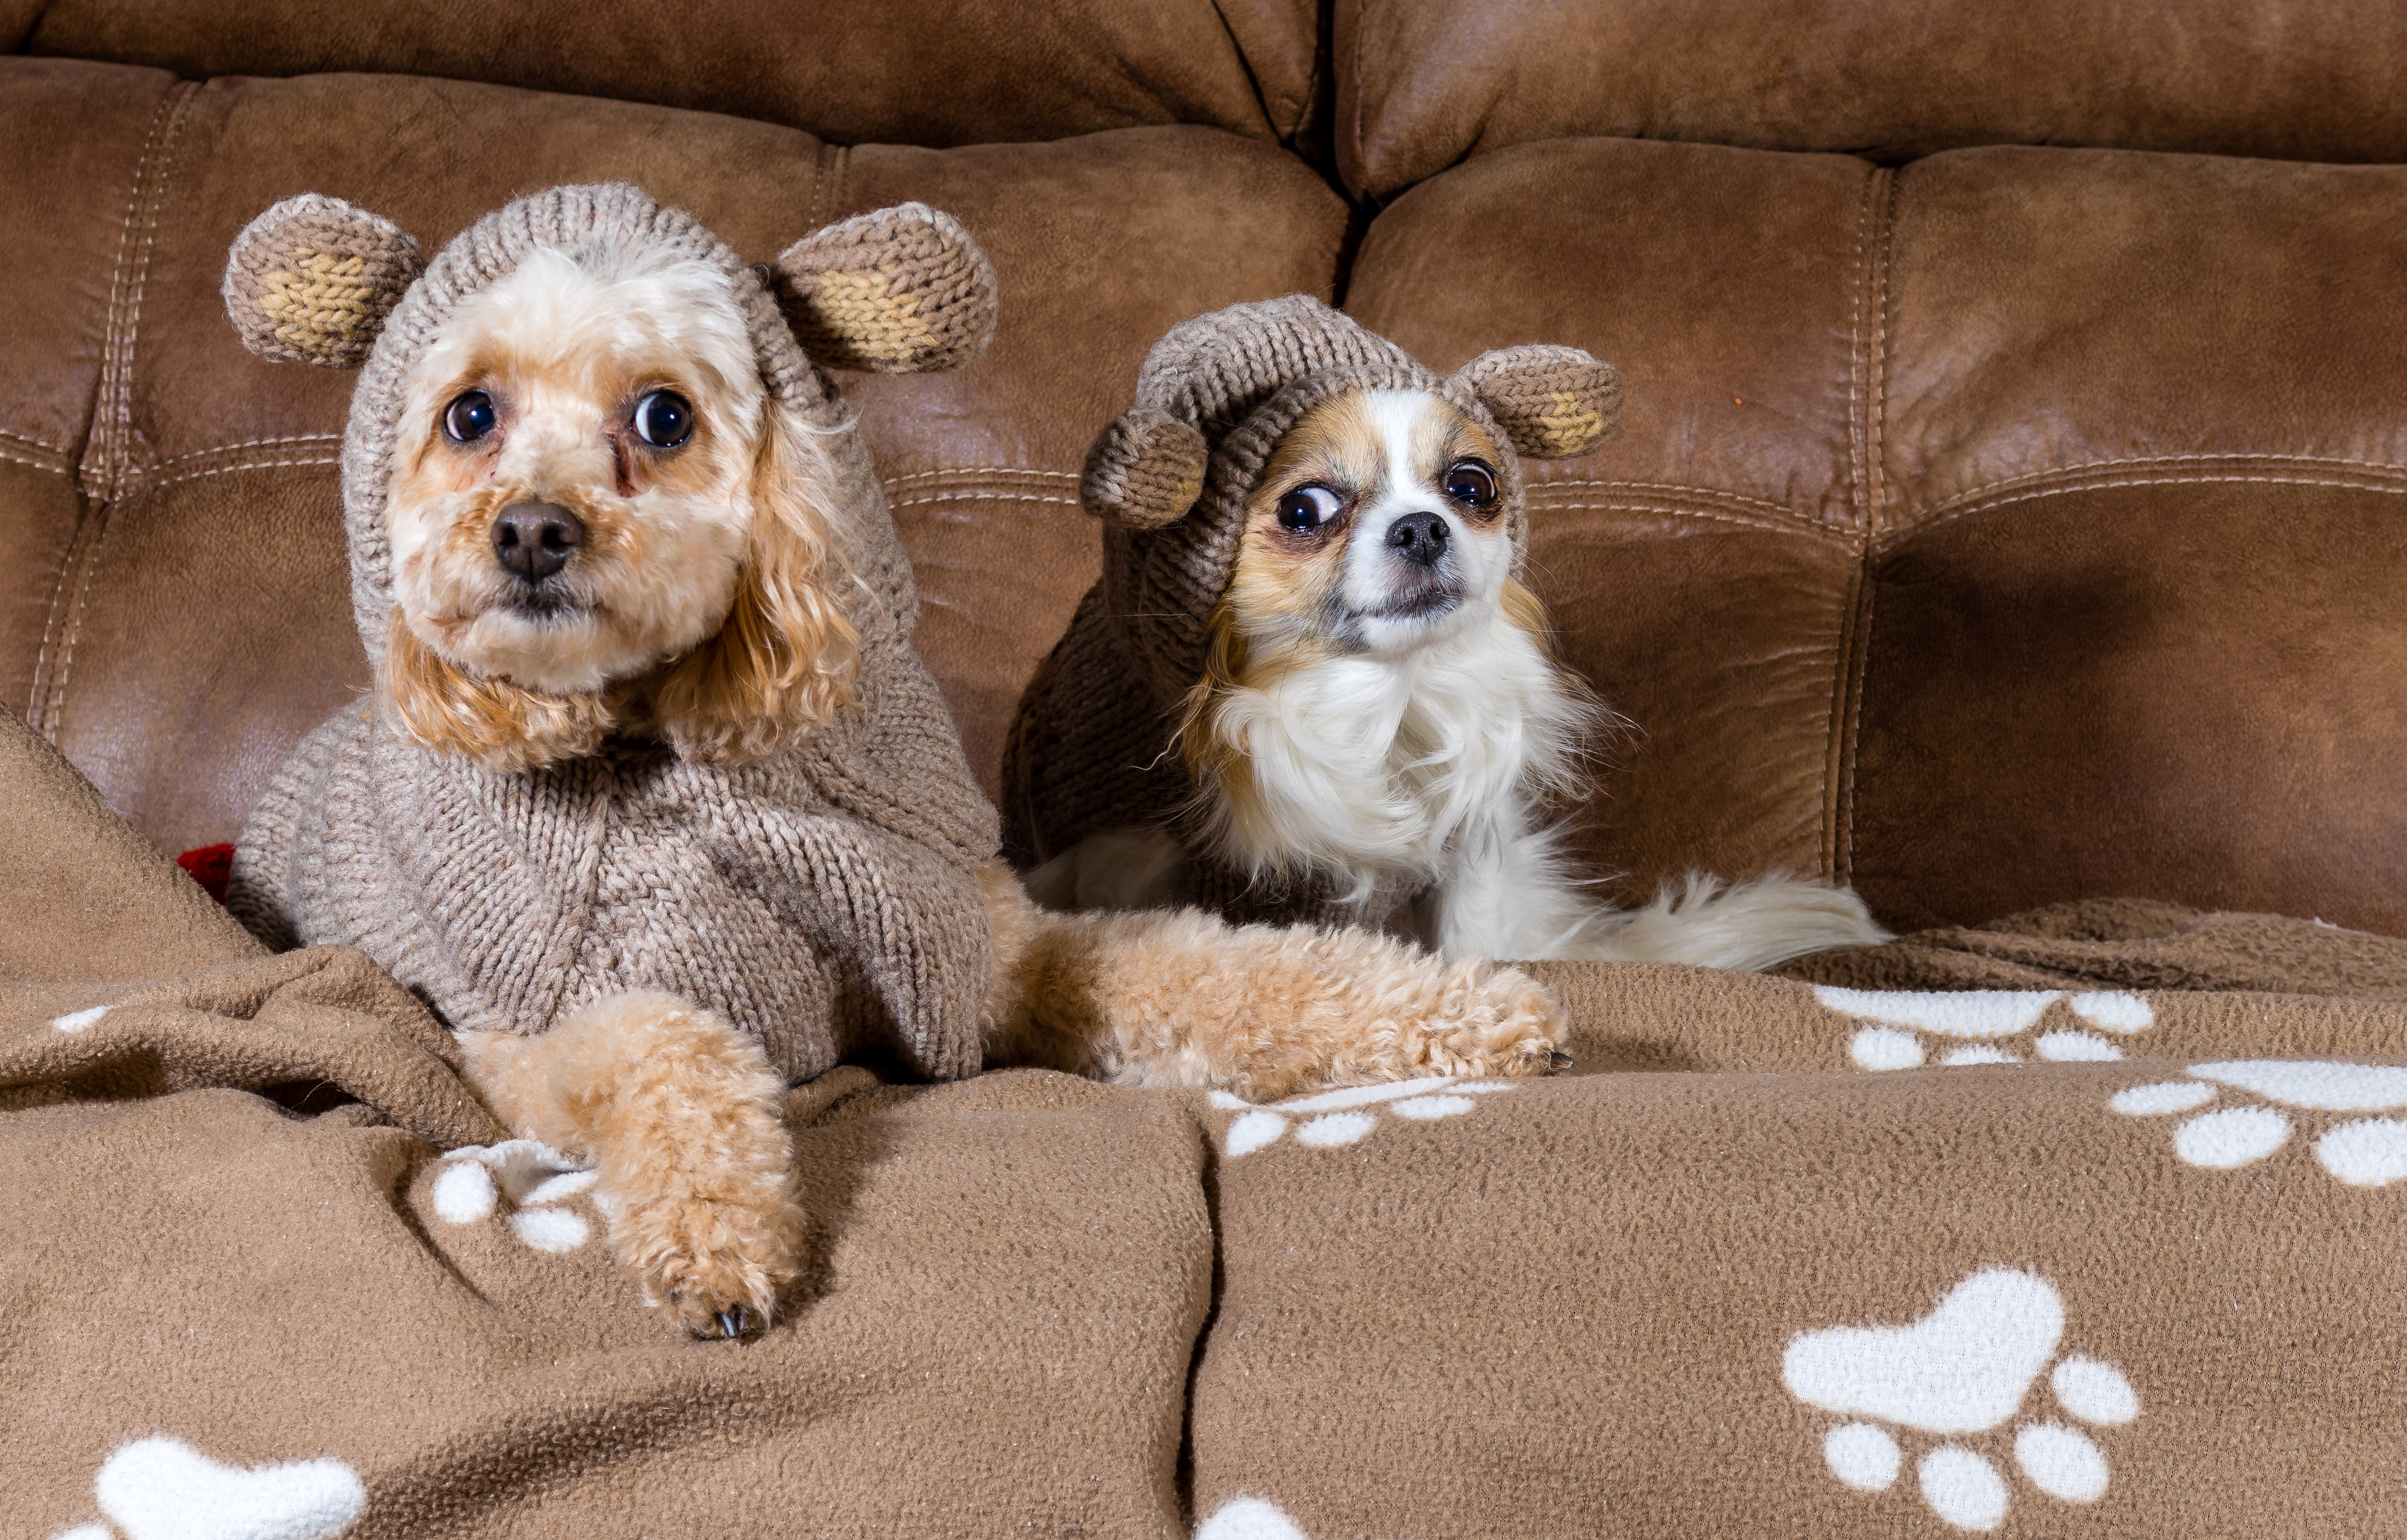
[651,404,862,765]
[771,202,997,374]
[1080,407,1210,530]
[1452,344,1624,461]
[223,194,426,368]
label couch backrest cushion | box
[8,0,1320,149]
[1346,134,2407,934]
[1335,0,2407,200]
[0,58,1347,859]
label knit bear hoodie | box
[1000,295,1621,933]
[225,185,999,1084]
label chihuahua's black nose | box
[491,502,585,583]
[1386,510,1449,567]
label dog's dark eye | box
[633,390,694,449]
[1442,459,1498,509]
[443,390,496,444]
[1275,484,1344,534]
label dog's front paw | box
[616,1184,805,1340]
[1414,961,1572,1079]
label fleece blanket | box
[8,700,2407,1538]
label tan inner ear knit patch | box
[259,250,385,357]
[791,265,938,368]
[1531,390,1607,456]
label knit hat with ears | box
[221,182,998,673]
[221,184,1005,1085]
[1001,295,1622,923]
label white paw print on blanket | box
[1784,1268,2137,1533]
[1193,1496,1311,1539]
[1210,1075,1518,1157]
[1818,987,2154,1071]
[2111,1061,2407,1185]
[48,1435,364,1540]
[430,1139,601,1251]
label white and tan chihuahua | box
[1013,298,1888,971]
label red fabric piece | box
[177,843,234,904]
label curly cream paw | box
[617,1187,805,1339]
[1414,962,1572,1079]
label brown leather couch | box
[7,0,2405,945]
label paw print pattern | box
[1784,1269,2137,1532]
[1210,1075,1519,1157]
[1193,1496,1311,1539]
[2112,1061,2407,1184]
[47,1436,365,1540]
[431,1139,602,1252]
[1817,988,2154,1071]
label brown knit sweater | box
[225,185,999,1083]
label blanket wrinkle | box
[13,716,2407,1534]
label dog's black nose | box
[1385,511,1449,567]
[491,502,585,583]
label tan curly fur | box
[458,994,803,1336]
[978,861,1564,1101]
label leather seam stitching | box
[150,432,344,469]
[1843,170,1874,535]
[1516,499,1855,546]
[1885,470,2407,552]
[0,426,69,459]
[1839,573,1875,890]
[1921,452,2407,517]
[35,84,179,727]
[1867,168,1897,539]
[1817,563,1858,880]
[888,490,1081,510]
[50,82,197,741]
[104,84,199,496]
[1533,477,1794,516]
[113,454,343,495]
[1842,168,1899,885]
[82,88,173,494]
[42,506,116,739]
[0,445,72,475]
[883,467,1078,484]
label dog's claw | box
[716,1310,745,1340]
[1548,1050,1575,1071]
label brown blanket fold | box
[13,703,2407,1536]
[8,1068,1212,1539]
[0,702,265,984]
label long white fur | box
[1037,389,1891,970]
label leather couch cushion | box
[0,59,1347,857]
[1335,0,2407,201]
[1347,135,2407,935]
[8,0,1321,149]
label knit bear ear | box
[771,202,998,374]
[223,194,426,368]
[1080,407,1211,530]
[1451,344,1624,461]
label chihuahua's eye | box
[1275,484,1344,534]
[1442,459,1498,509]
[442,390,496,444]
[633,390,694,449]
